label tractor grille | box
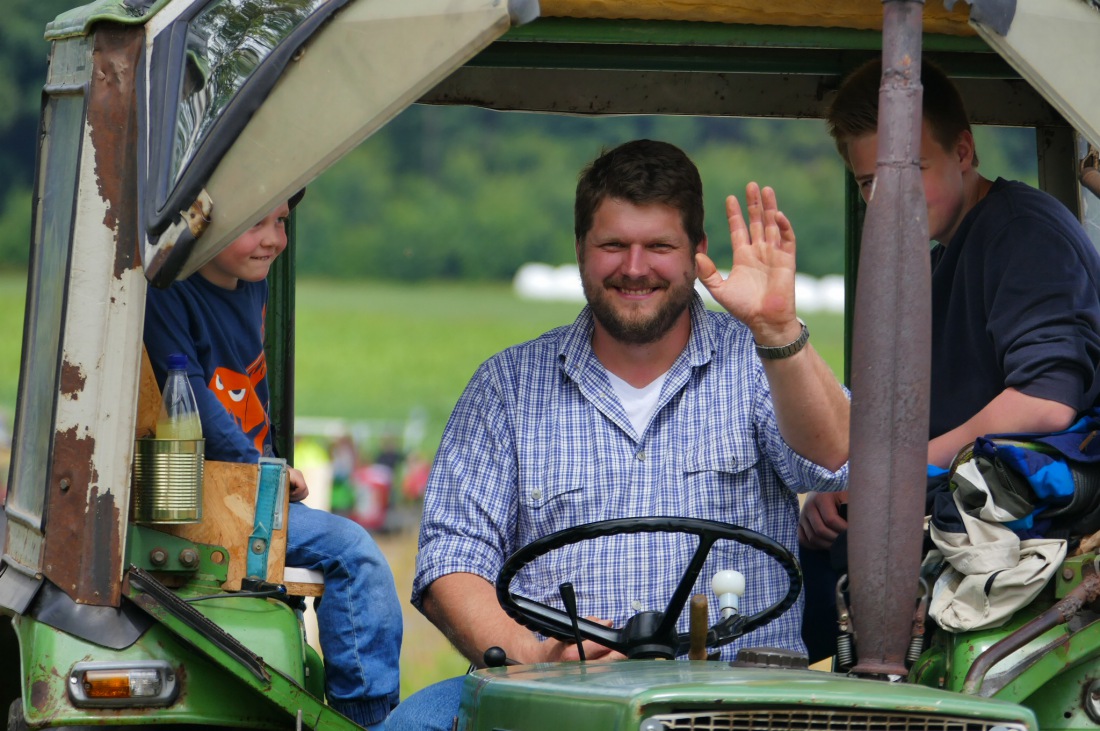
[645,709,1027,731]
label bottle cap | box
[167,353,188,370]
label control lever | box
[711,569,745,619]
[483,646,520,667]
[559,582,586,662]
[688,594,708,660]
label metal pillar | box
[847,0,930,678]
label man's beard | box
[582,272,696,345]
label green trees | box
[296,107,857,280]
[0,0,74,269]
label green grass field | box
[0,275,27,418]
[293,280,587,452]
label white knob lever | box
[712,569,745,619]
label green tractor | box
[3,0,1100,729]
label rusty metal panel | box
[847,0,931,678]
[41,24,146,607]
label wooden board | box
[161,460,290,591]
[540,0,976,36]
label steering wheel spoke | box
[509,594,625,650]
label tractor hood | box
[463,661,1037,730]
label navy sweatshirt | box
[144,275,272,463]
[930,178,1100,437]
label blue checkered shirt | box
[413,294,848,658]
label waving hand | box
[696,183,799,344]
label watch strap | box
[754,319,809,360]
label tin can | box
[131,438,205,524]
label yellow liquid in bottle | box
[156,413,203,440]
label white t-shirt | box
[606,369,669,436]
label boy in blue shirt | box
[144,196,402,728]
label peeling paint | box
[43,426,119,606]
[87,25,142,279]
[59,359,87,399]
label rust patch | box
[175,663,188,703]
[30,679,51,712]
[59,359,86,399]
[133,593,158,612]
[42,426,120,607]
[87,25,143,279]
[187,196,213,238]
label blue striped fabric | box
[413,294,848,658]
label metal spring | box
[834,573,856,671]
[906,634,925,666]
[907,577,931,669]
[836,632,855,670]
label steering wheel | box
[496,516,801,660]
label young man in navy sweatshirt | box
[799,59,1100,661]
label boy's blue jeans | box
[287,502,403,726]
[385,675,464,730]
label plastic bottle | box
[157,353,203,440]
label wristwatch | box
[754,318,809,360]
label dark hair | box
[288,188,306,210]
[825,59,977,168]
[574,139,705,246]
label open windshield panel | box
[141,0,537,287]
[142,0,340,254]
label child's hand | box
[287,466,310,502]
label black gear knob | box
[483,646,516,667]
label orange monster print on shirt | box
[209,350,270,454]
